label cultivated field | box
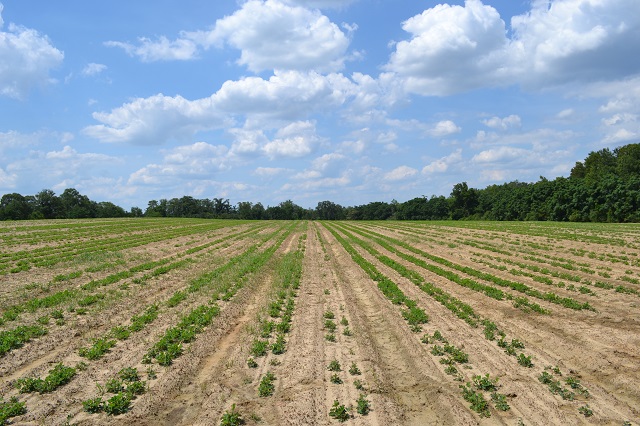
[0,218,638,425]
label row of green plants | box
[329,224,540,374]
[358,224,595,312]
[1,219,249,274]
[355,223,606,420]
[0,223,267,329]
[82,367,151,416]
[322,224,430,334]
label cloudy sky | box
[1,0,639,209]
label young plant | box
[329,373,343,384]
[250,339,269,357]
[491,392,510,411]
[220,403,243,426]
[258,372,276,397]
[327,360,341,372]
[328,400,350,422]
[356,394,370,415]
[82,397,103,413]
[103,392,132,416]
[349,362,361,375]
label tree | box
[34,189,63,219]
[0,193,32,220]
[316,201,345,220]
[450,182,479,220]
[60,188,95,218]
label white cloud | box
[190,0,350,72]
[556,108,575,120]
[228,128,268,157]
[385,0,640,96]
[0,167,17,188]
[384,165,418,182]
[263,120,320,159]
[4,145,122,191]
[386,0,508,95]
[0,4,64,99]
[428,120,462,137]
[482,115,521,130]
[84,94,227,145]
[472,146,530,164]
[81,63,107,76]
[254,167,290,177]
[213,70,355,120]
[422,149,463,174]
[0,130,41,151]
[510,0,640,87]
[129,142,229,185]
[105,36,199,62]
[603,128,637,144]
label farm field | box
[0,218,639,425]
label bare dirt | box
[0,219,638,425]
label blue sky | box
[1,0,639,210]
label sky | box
[1,0,639,210]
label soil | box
[0,219,638,425]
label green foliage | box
[356,394,370,415]
[111,325,131,340]
[328,400,350,422]
[327,360,341,372]
[118,367,140,382]
[271,333,286,355]
[517,353,533,368]
[79,337,116,360]
[578,404,593,417]
[0,325,48,357]
[491,392,510,411]
[220,404,244,426]
[473,374,498,392]
[329,373,342,384]
[0,396,26,424]
[247,357,258,368]
[258,372,276,397]
[460,382,490,418]
[103,392,132,416]
[349,362,361,375]
[105,378,124,394]
[250,339,269,357]
[82,397,103,413]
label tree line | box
[2,143,640,222]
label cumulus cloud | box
[263,121,320,159]
[105,37,199,62]
[428,120,462,137]
[0,167,17,188]
[386,0,640,95]
[482,114,521,130]
[213,70,355,120]
[384,165,418,182]
[386,0,508,95]
[4,145,122,191]
[129,141,229,184]
[190,0,350,72]
[84,94,227,145]
[422,149,463,174]
[0,4,64,99]
[111,0,352,71]
[81,63,107,76]
[254,167,290,177]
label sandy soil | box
[0,219,638,425]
